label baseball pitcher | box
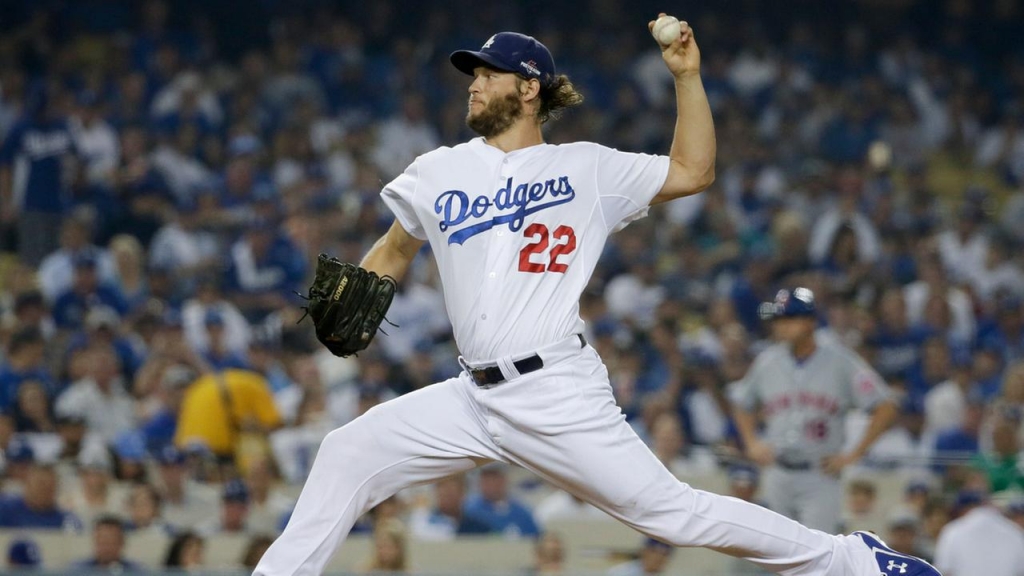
[255,16,938,576]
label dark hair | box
[94,514,125,532]
[537,74,584,123]
[7,326,44,355]
[241,534,275,569]
[164,531,203,568]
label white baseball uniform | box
[253,138,881,576]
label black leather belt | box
[776,458,813,471]
[469,334,587,387]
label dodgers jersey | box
[730,333,891,463]
[381,137,669,364]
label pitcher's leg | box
[254,377,500,576]
[492,351,870,576]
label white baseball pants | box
[253,337,877,576]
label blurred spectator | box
[932,394,984,479]
[409,473,491,540]
[648,412,717,478]
[604,253,665,330]
[934,489,1024,576]
[6,538,42,570]
[7,379,55,434]
[138,364,194,452]
[971,407,1023,493]
[71,91,119,188]
[2,436,36,488]
[917,496,950,561]
[125,482,172,535]
[531,532,566,576]
[372,94,439,180]
[152,445,220,528]
[842,478,878,531]
[54,345,134,443]
[37,215,117,303]
[164,530,205,570]
[10,290,54,339]
[903,253,976,344]
[607,538,673,576]
[0,326,55,413]
[0,86,80,266]
[241,534,275,571]
[224,222,307,321]
[108,234,150,311]
[61,445,122,528]
[885,508,928,560]
[70,515,143,572]
[182,276,252,355]
[199,309,252,370]
[923,351,973,436]
[380,275,451,362]
[0,463,81,530]
[174,368,282,464]
[464,464,540,538]
[358,518,408,573]
[936,200,990,284]
[51,252,129,330]
[244,457,294,534]
[198,478,251,536]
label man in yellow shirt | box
[174,369,282,465]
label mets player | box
[254,16,939,576]
[731,288,901,533]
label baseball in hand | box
[653,15,680,46]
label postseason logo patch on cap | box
[520,59,541,76]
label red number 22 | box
[518,224,577,273]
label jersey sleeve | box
[594,145,671,232]
[380,160,427,240]
[844,350,892,410]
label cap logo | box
[482,35,496,49]
[520,59,541,76]
[793,287,814,304]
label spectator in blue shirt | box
[932,393,984,478]
[201,310,251,371]
[0,463,82,531]
[0,86,79,265]
[70,515,144,572]
[463,464,540,538]
[51,251,129,330]
[0,326,55,411]
[225,222,307,320]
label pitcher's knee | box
[320,417,378,462]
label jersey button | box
[489,272,496,278]
[481,314,487,320]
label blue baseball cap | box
[450,32,556,88]
[759,287,816,321]
[223,479,250,503]
[156,445,186,466]
[8,538,41,567]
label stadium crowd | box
[1,0,1024,572]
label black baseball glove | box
[301,253,397,357]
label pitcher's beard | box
[466,92,524,137]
